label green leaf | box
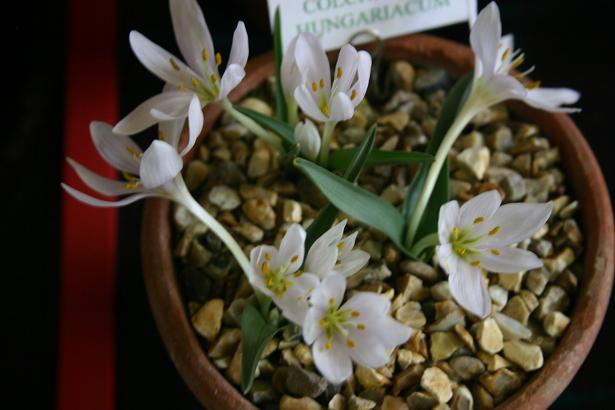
[402,73,473,241]
[328,149,433,172]
[273,7,287,123]
[304,125,376,251]
[234,105,295,148]
[241,301,282,393]
[295,157,405,248]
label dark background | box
[5,0,614,408]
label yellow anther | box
[201,49,208,61]
[501,47,511,62]
[470,260,481,267]
[458,248,467,256]
[526,80,541,90]
[452,227,460,236]
[325,341,332,350]
[122,171,137,182]
[490,249,501,256]
[293,270,303,278]
[291,255,299,263]
[337,241,345,250]
[261,261,270,273]
[319,319,327,327]
[158,131,165,141]
[351,311,360,318]
[265,253,271,261]
[266,278,273,287]
[336,67,343,78]
[125,181,140,189]
[328,298,335,305]
[210,74,217,84]
[346,339,355,348]
[474,217,484,224]
[319,78,325,88]
[321,103,330,117]
[191,77,200,87]
[357,323,366,331]
[126,146,141,159]
[311,82,318,92]
[215,52,222,66]
[511,56,525,70]
[350,89,357,100]
[168,57,180,71]
[489,226,501,236]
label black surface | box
[5,0,614,409]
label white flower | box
[304,220,370,279]
[468,2,579,113]
[113,0,249,136]
[248,224,320,325]
[303,273,412,384]
[294,119,321,161]
[62,95,203,207]
[436,190,552,318]
[293,34,371,123]
[281,34,302,104]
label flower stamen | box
[168,57,180,71]
[215,52,222,66]
[474,217,484,224]
[489,226,501,236]
[201,49,208,61]
[490,249,501,256]
[336,67,343,78]
[470,260,481,267]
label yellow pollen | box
[453,227,460,236]
[122,171,137,181]
[215,52,222,66]
[191,77,200,87]
[168,57,180,71]
[351,311,360,318]
[489,226,501,236]
[267,278,273,287]
[511,56,525,69]
[311,82,318,92]
[346,339,355,348]
[291,255,299,263]
[125,181,140,189]
[350,89,357,100]
[458,248,467,256]
[337,242,345,250]
[265,253,271,261]
[261,261,270,273]
[210,74,217,83]
[126,146,141,158]
[474,217,484,224]
[320,319,327,327]
[201,49,208,61]
[501,47,511,62]
[294,270,303,278]
[325,341,332,350]
[158,131,165,141]
[328,298,335,305]
[526,80,541,90]
[321,103,330,116]
[470,260,481,267]
[319,78,325,88]
[357,324,366,331]
[491,249,501,256]
[336,67,343,78]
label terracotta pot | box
[141,34,614,410]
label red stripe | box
[58,0,118,409]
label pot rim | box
[141,33,614,410]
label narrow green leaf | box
[402,73,474,231]
[241,302,282,393]
[273,7,288,123]
[304,125,376,251]
[329,149,433,172]
[234,105,295,148]
[295,158,405,247]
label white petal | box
[275,272,320,325]
[303,306,326,345]
[129,30,202,88]
[480,74,527,105]
[343,291,390,315]
[218,63,246,100]
[227,22,249,68]
[305,220,346,275]
[113,92,193,135]
[478,201,553,247]
[295,33,330,93]
[248,245,278,293]
[139,140,183,189]
[159,119,184,152]
[89,121,141,174]
[278,224,306,273]
[524,87,581,113]
[329,92,354,122]
[169,0,215,75]
[479,247,543,273]
[313,334,353,384]
[331,44,358,94]
[62,183,152,207]
[436,243,456,275]
[333,250,370,278]
[309,273,346,309]
[294,120,321,161]
[496,33,515,69]
[438,200,460,245]
[449,263,491,318]
[281,35,301,99]
[337,231,357,259]
[348,51,371,107]
[180,94,203,156]
[67,158,145,196]
[470,2,502,78]
[459,190,502,228]
[344,331,390,368]
[370,315,412,348]
[294,85,328,123]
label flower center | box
[261,258,293,296]
[319,300,364,350]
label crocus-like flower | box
[281,34,302,106]
[303,273,412,384]
[294,119,321,161]
[248,224,320,325]
[293,35,371,123]
[113,0,248,136]
[468,2,579,112]
[62,95,203,207]
[437,190,552,318]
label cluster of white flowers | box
[248,220,412,383]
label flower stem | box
[287,100,298,127]
[222,99,284,153]
[172,176,251,276]
[404,104,479,247]
[318,121,337,166]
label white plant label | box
[267,0,478,51]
